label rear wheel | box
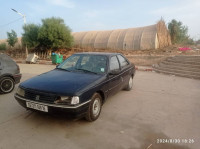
[124,76,133,91]
[0,77,15,94]
[85,93,102,122]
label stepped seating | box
[153,56,200,79]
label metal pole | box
[11,8,28,57]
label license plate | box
[26,102,48,112]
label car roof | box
[74,52,122,57]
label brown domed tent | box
[72,21,171,50]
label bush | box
[38,17,74,50]
[22,24,40,49]
[0,43,7,51]
[168,19,193,44]
[7,30,18,47]
[22,17,74,51]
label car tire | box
[85,93,102,122]
[0,77,15,94]
[124,76,133,91]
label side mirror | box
[109,69,120,75]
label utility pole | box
[11,8,28,57]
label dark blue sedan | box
[15,52,135,121]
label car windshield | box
[57,54,107,74]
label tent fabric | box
[72,21,171,50]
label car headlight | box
[71,96,79,105]
[54,96,79,105]
[16,87,25,97]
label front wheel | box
[85,93,102,122]
[0,77,15,94]
[124,76,133,91]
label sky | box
[0,0,200,40]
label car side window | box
[110,56,120,71]
[117,55,129,68]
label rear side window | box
[117,55,129,68]
[0,54,15,67]
[110,56,120,71]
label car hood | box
[20,69,105,96]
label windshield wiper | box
[75,68,98,74]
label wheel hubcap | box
[92,98,100,117]
[129,77,133,88]
[1,79,13,92]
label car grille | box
[24,89,57,104]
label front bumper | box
[14,94,90,118]
[13,74,22,84]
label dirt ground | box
[59,46,200,66]
[7,44,200,66]
[0,64,199,149]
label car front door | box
[107,56,122,97]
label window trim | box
[117,54,129,69]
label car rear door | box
[117,54,131,89]
[107,56,122,96]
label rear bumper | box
[13,74,22,84]
[14,94,90,118]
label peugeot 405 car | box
[15,52,135,121]
[0,53,21,94]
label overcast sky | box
[0,0,200,40]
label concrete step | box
[154,66,200,76]
[159,63,200,73]
[166,58,200,65]
[154,56,200,79]
[162,61,200,68]
[153,68,200,80]
[175,56,200,59]
[168,56,200,61]
[161,61,200,69]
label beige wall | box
[72,24,166,50]
[1,22,171,51]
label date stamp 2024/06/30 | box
[157,138,195,144]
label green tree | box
[38,17,73,50]
[7,30,18,48]
[22,24,40,49]
[0,43,7,51]
[168,19,189,44]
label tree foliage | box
[21,17,73,51]
[22,24,40,49]
[38,17,73,50]
[7,30,18,47]
[168,19,193,44]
